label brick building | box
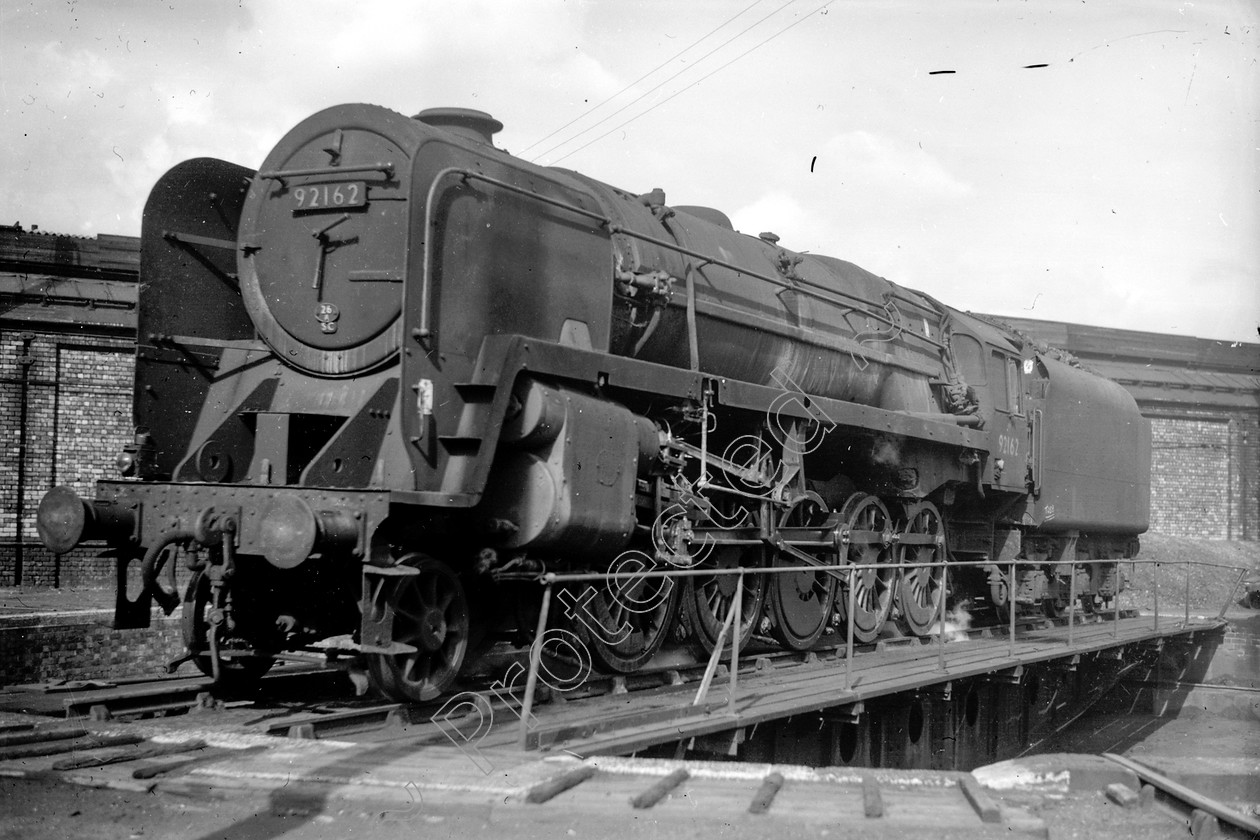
[0,224,137,586]
[1,223,1256,590]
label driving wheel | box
[894,501,946,636]
[835,493,895,644]
[570,551,682,673]
[686,542,767,655]
[767,493,838,651]
[368,555,469,702]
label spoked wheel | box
[768,493,838,651]
[183,569,274,689]
[686,543,767,655]
[894,501,946,636]
[570,552,682,673]
[835,494,895,644]
[368,556,469,702]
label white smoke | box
[926,602,973,642]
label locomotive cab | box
[947,317,1033,494]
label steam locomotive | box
[36,104,1150,701]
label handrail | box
[511,553,1244,752]
[604,222,913,340]
[257,162,395,184]
[537,554,1245,584]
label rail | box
[514,554,1248,751]
[1103,752,1260,838]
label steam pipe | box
[140,529,195,614]
[898,411,984,427]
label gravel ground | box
[1119,534,1259,614]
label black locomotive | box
[36,104,1150,701]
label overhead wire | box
[518,0,766,157]
[544,0,833,166]
[531,0,803,164]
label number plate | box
[291,182,366,212]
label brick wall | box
[0,330,133,587]
[56,344,135,495]
[1206,613,1260,689]
[1227,413,1260,541]
[1147,407,1259,540]
[14,543,117,589]
[1150,415,1230,537]
[0,610,186,685]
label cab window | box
[986,352,1024,415]
[1006,357,1024,415]
[988,351,1009,412]
[953,334,986,387]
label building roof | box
[980,314,1259,411]
[0,225,138,334]
[0,272,136,333]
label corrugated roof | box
[0,273,137,304]
[987,314,1260,373]
[0,271,137,333]
[1091,359,1259,395]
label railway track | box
[0,724,1053,837]
[257,613,1063,741]
[1103,753,1260,840]
[0,664,341,722]
[0,605,1205,765]
[5,719,1251,840]
[0,612,1247,839]
[1,606,1147,744]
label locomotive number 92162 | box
[292,182,365,211]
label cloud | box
[814,131,973,203]
[1,1,1255,342]
[727,132,972,280]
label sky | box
[2,0,1257,344]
